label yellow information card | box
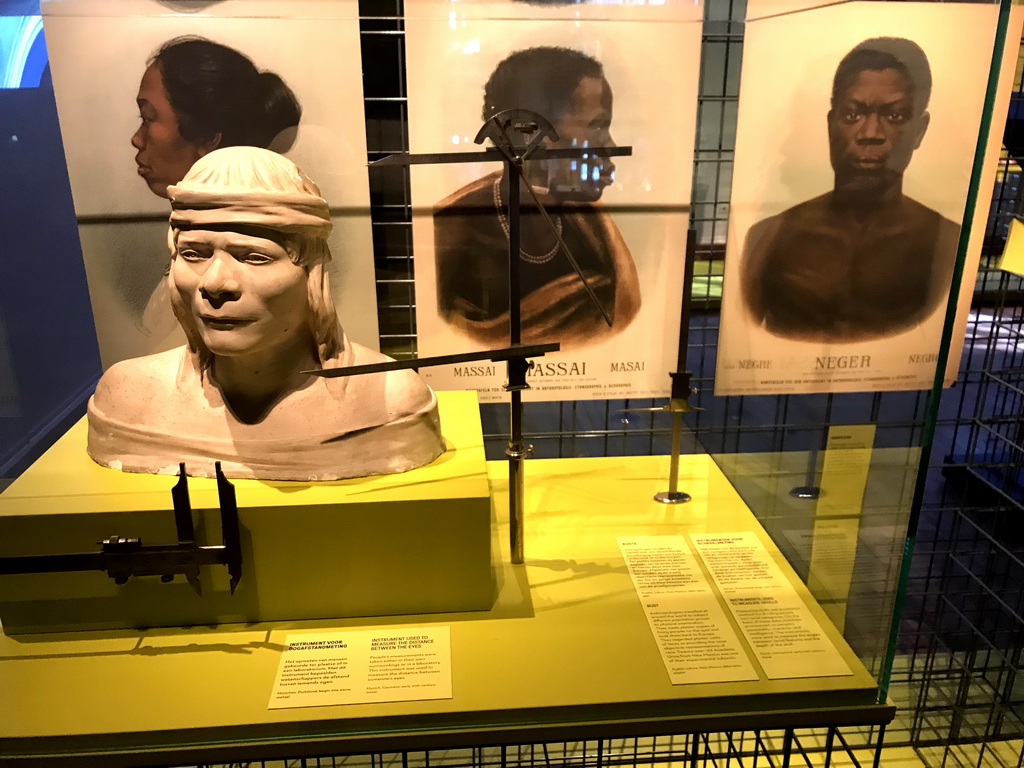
[619,536,758,685]
[691,532,852,680]
[268,627,452,709]
[1000,217,1024,277]
[808,424,877,630]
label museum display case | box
[0,0,1020,765]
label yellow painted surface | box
[0,453,882,758]
[0,391,494,631]
[1000,217,1024,277]
[0,391,489,517]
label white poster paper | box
[619,536,759,685]
[405,2,702,402]
[42,0,379,367]
[691,532,852,680]
[716,2,1023,395]
[269,627,452,709]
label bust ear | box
[198,132,223,156]
[912,111,930,151]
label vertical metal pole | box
[505,162,529,564]
[655,410,690,503]
[781,728,794,768]
[508,164,522,346]
[872,724,886,768]
[675,229,697,374]
[654,230,696,504]
[667,411,682,496]
[509,387,526,565]
[789,441,821,500]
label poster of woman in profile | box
[715,1,1022,396]
[42,0,378,368]
[405,1,702,403]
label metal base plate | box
[654,491,691,504]
[789,486,821,500]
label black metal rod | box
[0,545,230,576]
[509,390,526,565]
[506,160,527,565]
[171,463,195,545]
[303,342,560,379]
[0,552,100,574]
[508,165,522,345]
[370,146,632,167]
[676,229,697,374]
[216,462,243,594]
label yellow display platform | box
[0,454,890,766]
[0,391,494,633]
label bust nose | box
[200,253,242,304]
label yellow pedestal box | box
[0,391,494,634]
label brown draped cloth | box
[433,171,641,350]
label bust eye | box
[178,249,207,262]
[241,252,275,265]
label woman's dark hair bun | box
[153,37,301,150]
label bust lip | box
[200,315,252,329]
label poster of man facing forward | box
[716,1,1022,396]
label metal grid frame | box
[896,151,1024,765]
[359,1,1024,765]
[171,727,886,768]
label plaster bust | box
[88,147,445,481]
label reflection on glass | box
[433,46,641,350]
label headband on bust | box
[166,146,333,239]
[167,188,332,239]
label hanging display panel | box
[406,1,702,403]
[42,0,379,368]
[715,1,1022,396]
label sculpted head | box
[483,47,615,201]
[828,38,932,194]
[166,147,339,375]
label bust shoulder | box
[90,348,185,423]
[347,342,436,419]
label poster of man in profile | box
[405,1,702,403]
[41,0,378,369]
[716,1,1022,396]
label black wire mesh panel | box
[173,727,886,768]
[898,79,1024,763]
